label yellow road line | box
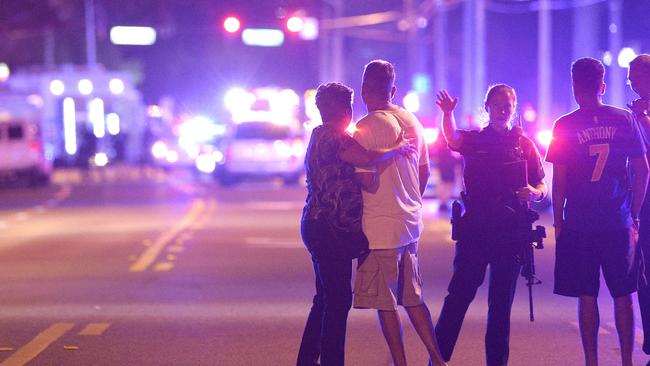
[154,262,174,272]
[78,323,111,336]
[0,323,74,366]
[130,200,206,272]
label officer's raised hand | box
[515,184,544,202]
[436,90,459,112]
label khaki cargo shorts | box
[353,242,424,311]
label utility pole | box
[85,0,97,67]
[433,0,448,93]
[461,0,485,127]
[538,0,552,127]
[319,0,344,83]
[571,2,599,109]
[608,0,624,107]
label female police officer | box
[432,85,547,366]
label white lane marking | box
[154,262,174,272]
[244,237,302,248]
[0,323,74,366]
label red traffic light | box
[223,16,241,33]
[286,16,304,33]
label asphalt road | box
[0,166,648,366]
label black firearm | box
[517,207,546,322]
[450,191,545,321]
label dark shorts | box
[554,227,641,298]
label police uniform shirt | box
[546,105,646,232]
[452,126,545,213]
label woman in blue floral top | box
[297,83,413,366]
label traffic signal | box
[286,16,304,33]
[223,16,241,33]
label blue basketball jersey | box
[546,105,645,231]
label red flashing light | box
[224,17,241,33]
[286,16,304,33]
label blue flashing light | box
[413,73,431,94]
[241,29,285,47]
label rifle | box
[519,208,546,322]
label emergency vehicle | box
[217,87,305,185]
[4,65,146,168]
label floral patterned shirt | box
[302,125,363,233]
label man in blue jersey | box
[546,57,649,366]
[628,53,650,356]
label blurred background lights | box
[299,17,319,40]
[609,23,618,34]
[109,78,125,95]
[423,128,439,145]
[165,150,179,163]
[617,47,637,68]
[63,97,76,155]
[147,105,162,118]
[286,16,304,33]
[403,91,420,113]
[195,154,217,174]
[50,80,65,96]
[93,152,109,167]
[151,141,167,159]
[106,113,121,135]
[0,63,9,81]
[213,150,224,163]
[603,51,613,67]
[241,29,284,47]
[78,79,93,95]
[536,129,553,148]
[89,98,105,138]
[224,16,241,33]
[26,94,44,108]
[110,26,156,46]
[225,88,256,112]
[522,106,537,122]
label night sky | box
[0,0,648,123]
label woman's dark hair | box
[572,57,605,93]
[315,82,353,123]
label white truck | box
[0,92,52,185]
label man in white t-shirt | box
[353,60,446,366]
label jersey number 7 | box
[589,143,610,182]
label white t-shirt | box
[353,105,430,249]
